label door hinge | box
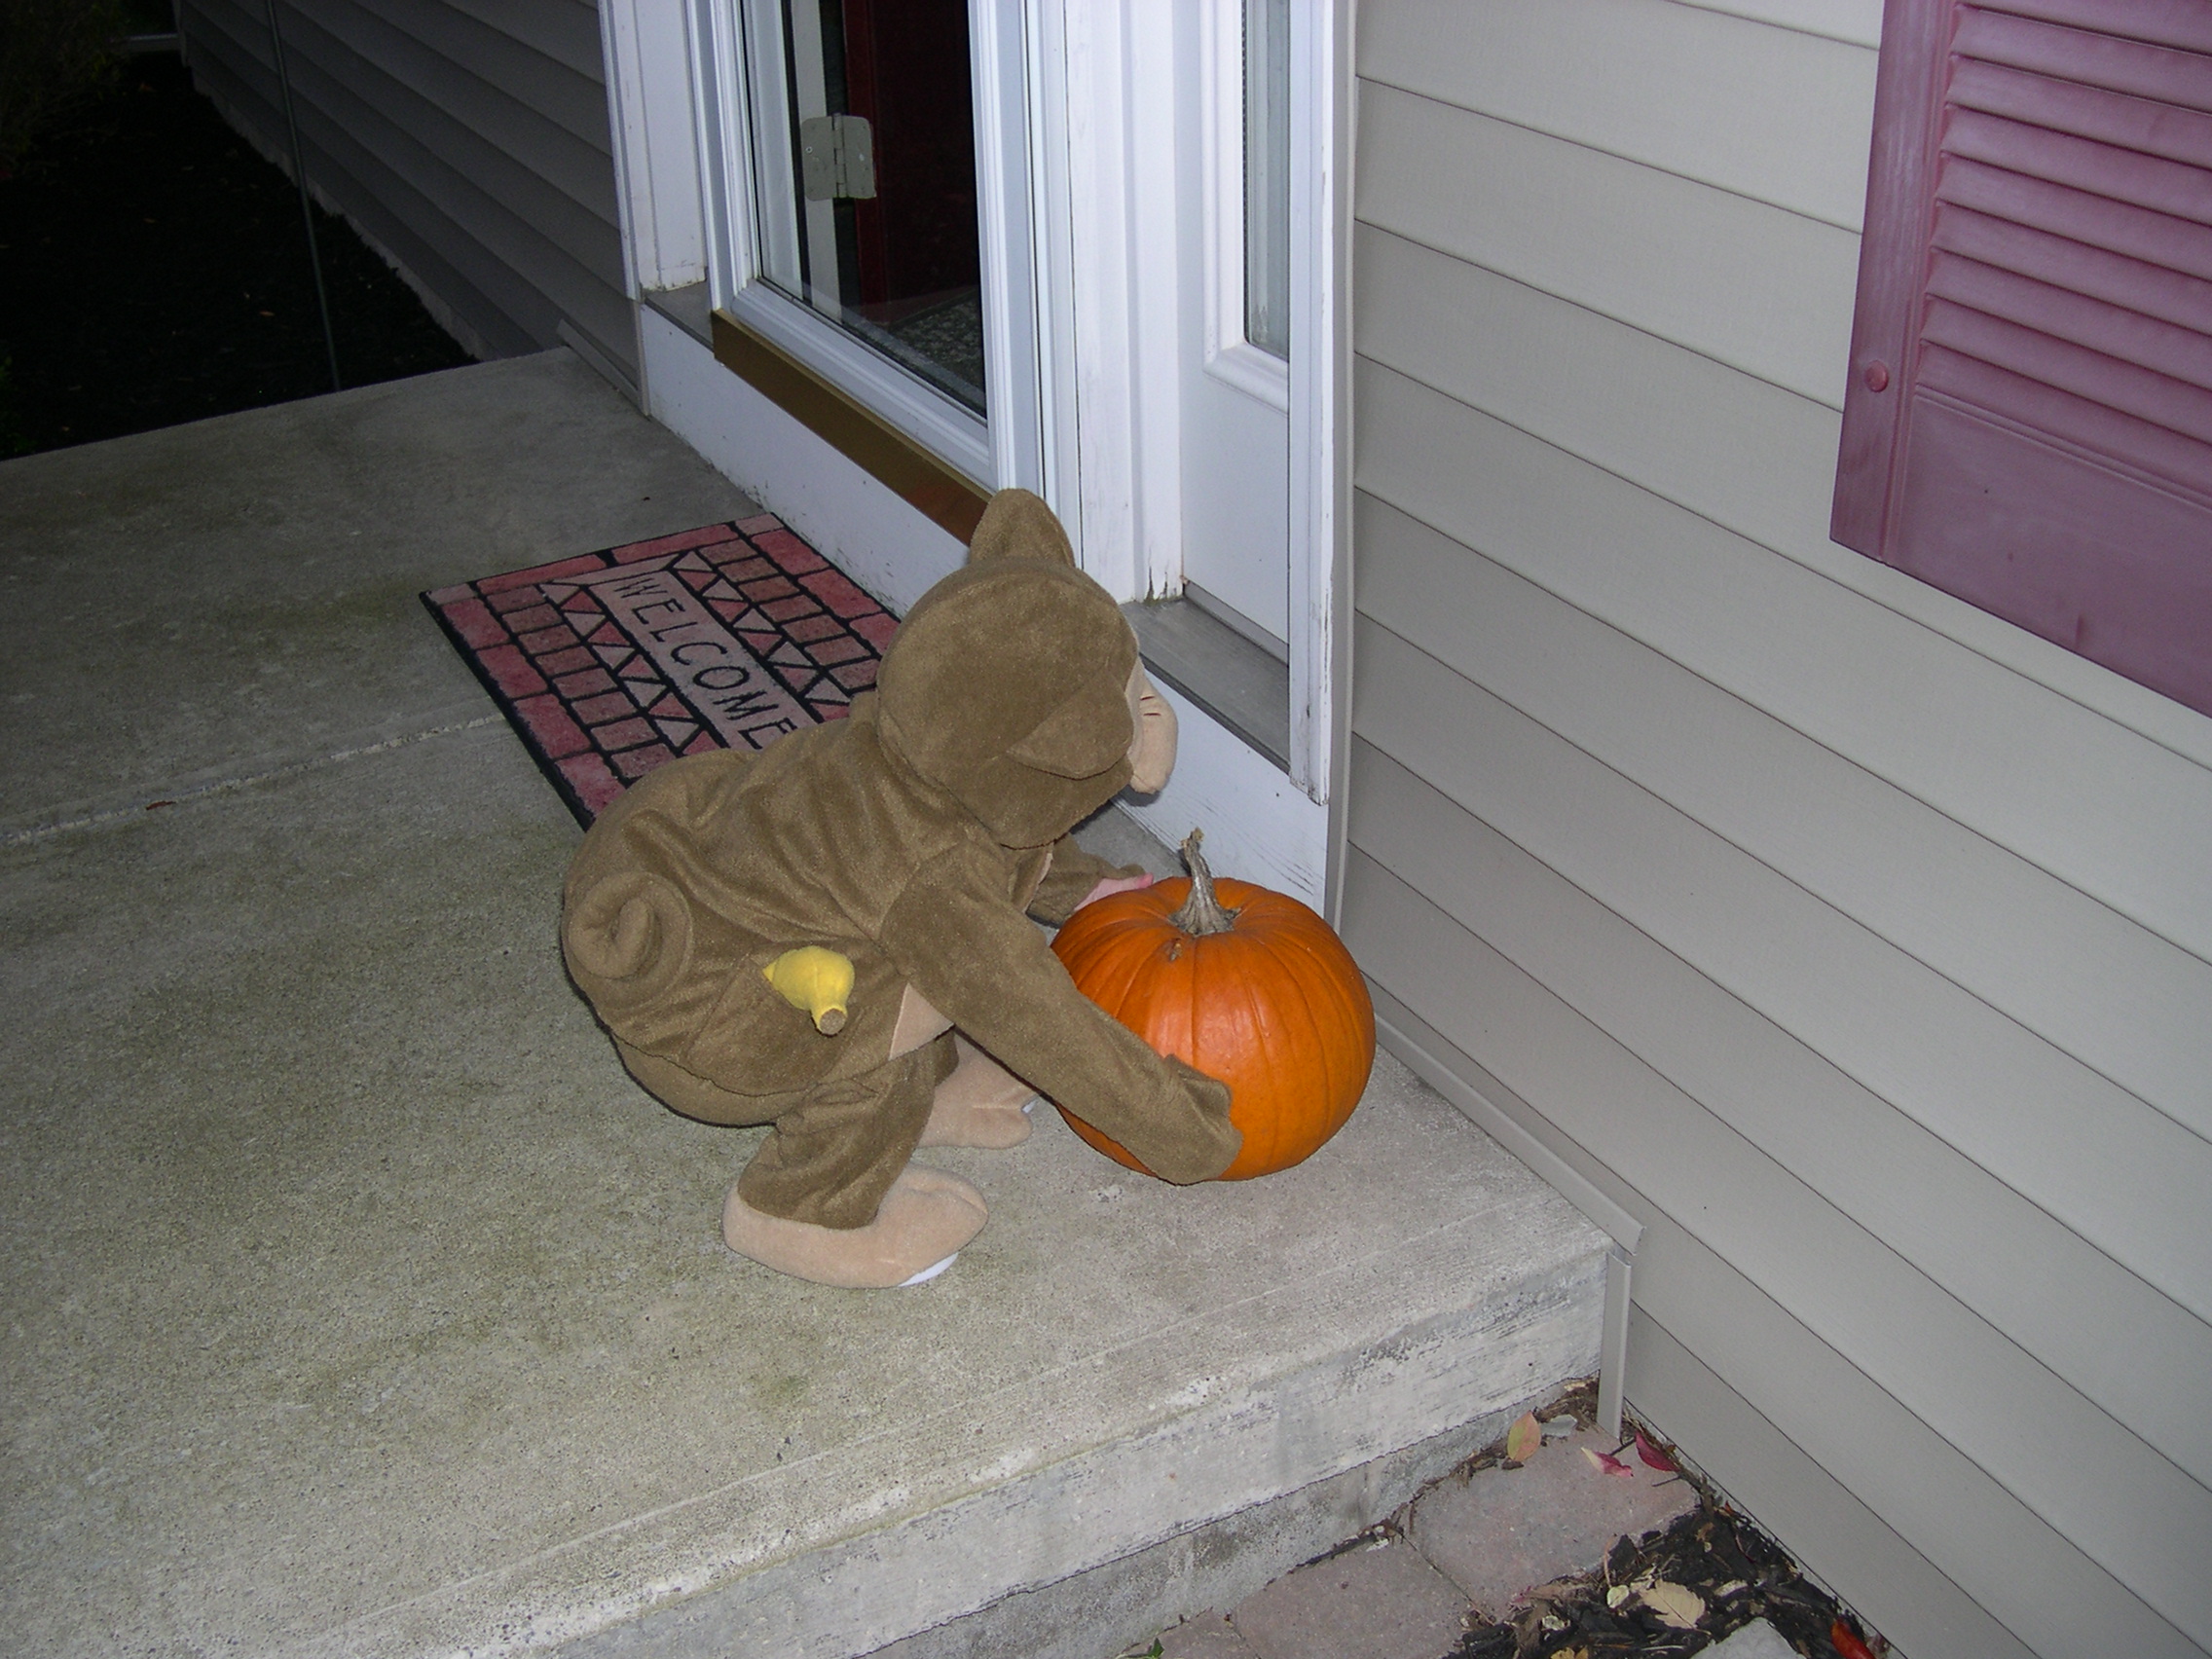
[798,114,876,202]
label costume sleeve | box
[1024,833,1145,927]
[882,844,1240,1183]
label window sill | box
[642,282,714,348]
[1124,598,1291,774]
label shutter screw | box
[1863,361,1891,392]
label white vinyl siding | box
[179,0,632,381]
[1346,3,2212,1656]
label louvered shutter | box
[1832,0,2212,718]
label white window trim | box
[1285,0,1343,803]
[1024,0,1082,525]
[1200,0,1290,414]
[973,0,1051,495]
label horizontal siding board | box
[191,0,576,350]
[1350,622,2212,1322]
[1372,980,1655,1251]
[425,0,605,82]
[1627,1311,2040,1659]
[1366,980,2079,1659]
[354,0,611,153]
[1352,355,2212,967]
[1628,1221,2206,1659]
[186,0,628,372]
[1355,221,1841,608]
[236,0,627,360]
[1667,0,1883,49]
[1355,81,1860,406]
[1358,0,1877,230]
[1348,703,2212,1488]
[1347,736,2212,1600]
[281,9,625,294]
[319,0,618,209]
[182,14,535,356]
[1340,853,2208,1659]
[1358,240,2212,769]
[1350,479,2212,1151]
[1348,17,2212,1654]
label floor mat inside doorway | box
[423,514,897,827]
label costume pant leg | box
[736,1031,958,1229]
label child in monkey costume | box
[561,490,1240,1287]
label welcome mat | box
[423,513,897,826]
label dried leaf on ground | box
[1581,1446,1635,1478]
[1632,1428,1677,1472]
[1639,1581,1706,1629]
[1506,1411,1542,1463]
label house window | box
[1830,0,2212,719]
[744,0,986,417]
[702,0,1047,499]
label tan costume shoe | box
[721,1164,987,1287]
[919,1034,1039,1149]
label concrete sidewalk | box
[1,352,1607,1659]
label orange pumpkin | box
[1051,829,1376,1180]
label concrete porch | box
[0,352,1607,1659]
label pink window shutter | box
[1832,0,2212,718]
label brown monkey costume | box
[561,490,1239,1286]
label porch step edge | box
[553,1244,1608,1659]
[864,1393,1549,1659]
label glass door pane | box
[1244,0,1290,361]
[750,0,987,415]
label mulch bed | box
[1443,1503,1880,1659]
[0,52,469,458]
[1436,1383,1887,1659]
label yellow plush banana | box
[762,946,854,1035]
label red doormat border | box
[422,513,897,827]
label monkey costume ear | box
[967,488,1075,567]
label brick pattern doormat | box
[423,514,897,826]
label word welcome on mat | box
[423,515,897,826]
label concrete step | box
[0,361,1609,1659]
[1,726,1605,1659]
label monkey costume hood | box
[562,490,1239,1246]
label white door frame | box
[1048,1,1345,805]
[1286,0,1348,814]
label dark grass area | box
[0,51,471,458]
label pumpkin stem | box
[1171,828,1241,936]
